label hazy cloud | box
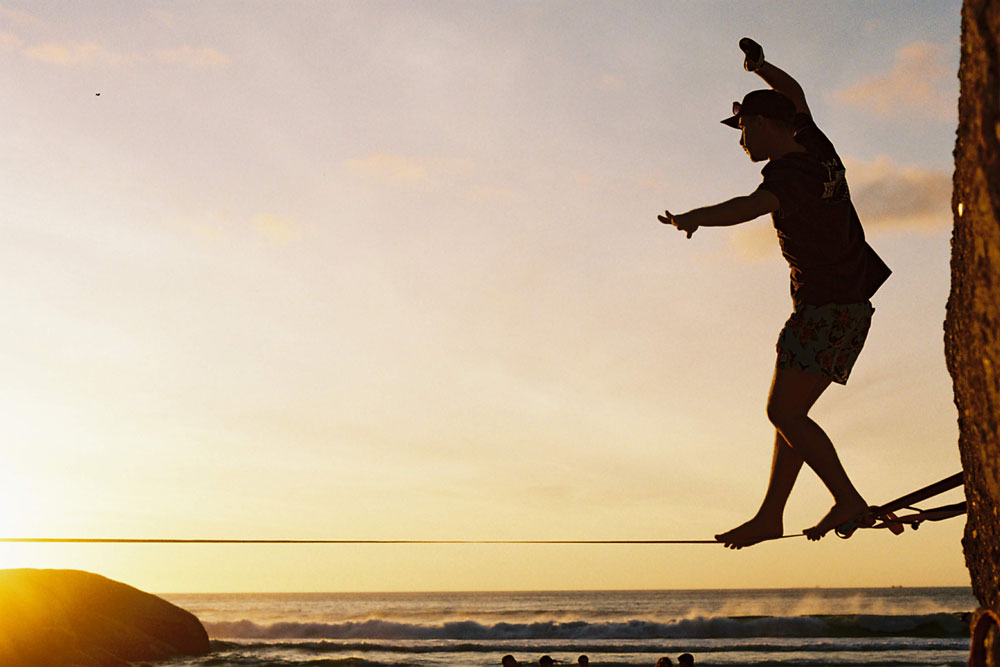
[24,41,134,66]
[344,153,433,186]
[178,210,301,244]
[20,39,229,68]
[253,214,299,243]
[833,42,955,121]
[729,220,778,262]
[148,9,176,27]
[342,154,480,192]
[467,184,517,201]
[635,172,676,192]
[154,45,230,68]
[0,3,41,26]
[848,156,951,230]
[0,29,22,51]
[599,74,624,90]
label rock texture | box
[0,568,210,666]
[946,0,1000,615]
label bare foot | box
[803,499,871,541]
[715,515,783,550]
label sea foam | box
[205,612,968,641]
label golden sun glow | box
[0,1,965,592]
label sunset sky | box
[0,1,967,593]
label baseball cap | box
[721,89,796,128]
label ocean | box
[160,587,976,666]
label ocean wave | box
[193,662,963,667]
[208,638,968,655]
[205,612,969,641]
[200,657,415,667]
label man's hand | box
[658,210,698,238]
[739,38,764,72]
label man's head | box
[577,656,589,666]
[654,658,673,667]
[539,656,555,667]
[678,653,694,666]
[721,89,797,162]
[502,655,520,667]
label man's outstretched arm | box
[658,188,779,238]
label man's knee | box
[766,397,805,430]
[767,368,830,429]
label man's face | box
[738,115,768,162]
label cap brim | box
[720,115,740,129]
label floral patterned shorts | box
[776,301,874,385]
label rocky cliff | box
[0,568,210,666]
[946,0,1000,622]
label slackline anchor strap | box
[836,472,965,539]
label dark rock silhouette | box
[946,0,1000,664]
[0,568,210,666]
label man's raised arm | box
[740,38,811,116]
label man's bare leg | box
[716,431,803,549]
[716,367,867,547]
[769,367,868,540]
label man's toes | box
[804,527,825,541]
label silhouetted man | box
[540,656,555,667]
[658,39,890,547]
[502,655,521,667]
[678,653,694,666]
[578,656,589,666]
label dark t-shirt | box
[756,113,891,306]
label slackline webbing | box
[0,536,800,544]
[0,474,963,546]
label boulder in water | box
[0,568,210,666]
